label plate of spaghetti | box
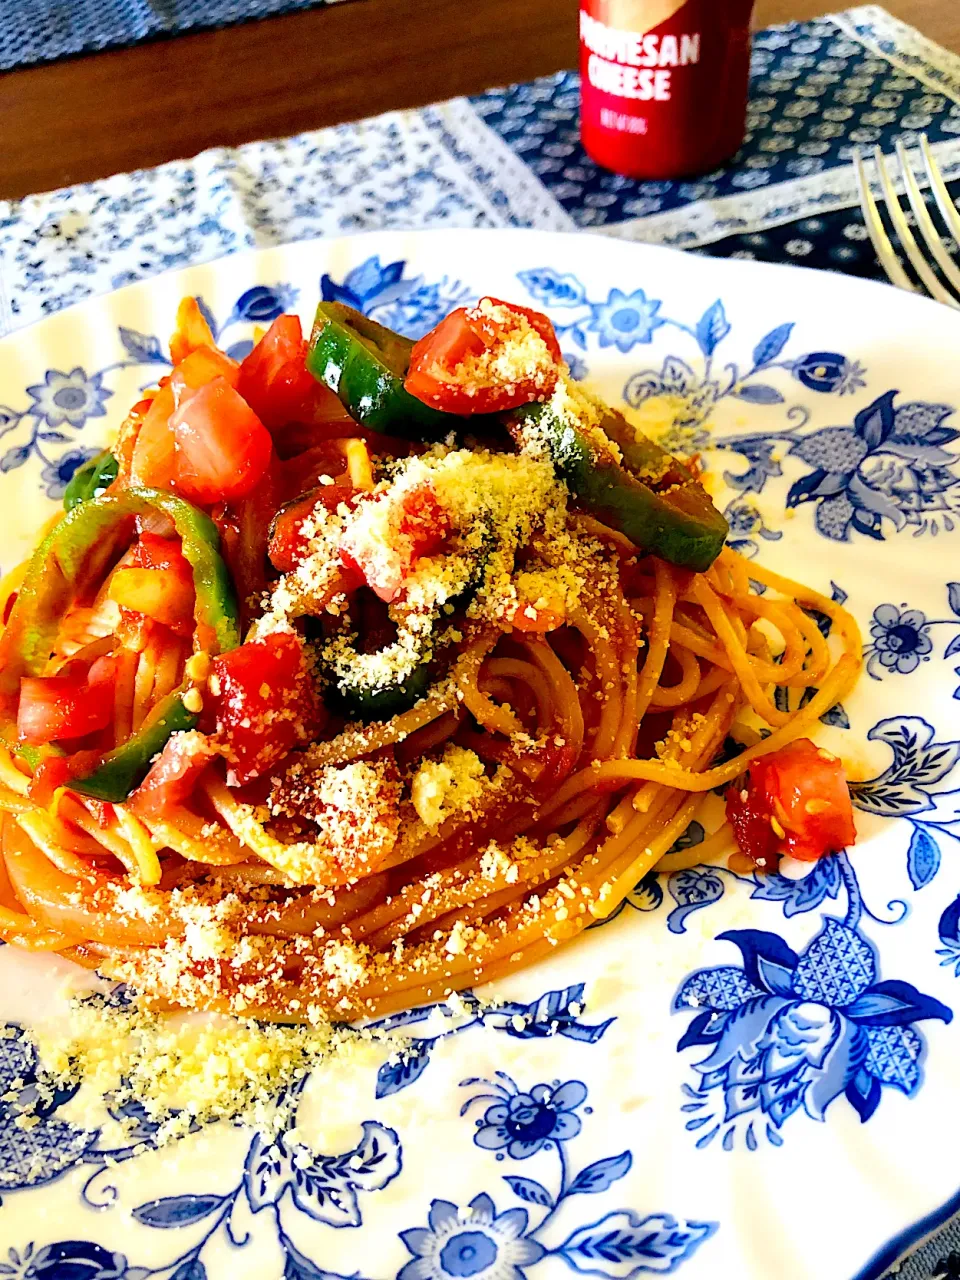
[0,229,958,1280]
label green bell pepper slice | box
[3,691,199,804]
[63,451,119,511]
[307,302,496,439]
[509,402,728,573]
[1,486,239,693]
[1,487,241,802]
[325,660,432,723]
[73,691,199,802]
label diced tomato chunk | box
[170,376,273,506]
[340,484,450,603]
[168,346,240,410]
[113,398,154,488]
[27,755,77,806]
[725,738,856,868]
[133,532,187,572]
[18,657,117,746]
[130,385,177,491]
[405,297,561,415]
[130,730,216,819]
[396,484,449,547]
[415,309,487,370]
[268,483,356,573]
[237,314,352,432]
[203,633,322,785]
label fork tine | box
[854,148,916,293]
[872,145,956,305]
[919,135,960,246]
[895,140,960,308]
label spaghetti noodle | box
[0,294,862,1024]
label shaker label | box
[580,13,700,67]
[600,109,648,134]
[580,10,700,103]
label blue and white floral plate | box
[1,228,960,1280]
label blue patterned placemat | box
[0,0,348,72]
[2,7,960,1276]
[3,4,960,340]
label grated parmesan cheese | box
[27,994,402,1147]
[518,370,623,466]
[446,298,558,401]
[410,745,486,830]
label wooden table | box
[1,0,958,201]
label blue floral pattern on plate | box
[674,917,951,1149]
[4,1065,715,1280]
[517,265,958,554]
[863,587,960,691]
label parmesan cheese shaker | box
[579,0,755,179]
